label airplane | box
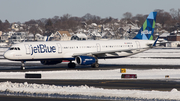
[4,12,157,70]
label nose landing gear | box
[21,61,25,70]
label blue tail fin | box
[133,12,157,40]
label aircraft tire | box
[68,62,76,68]
[91,63,99,68]
[21,66,25,70]
[21,61,25,70]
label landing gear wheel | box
[91,63,99,68]
[68,62,76,68]
[21,61,25,70]
[91,56,99,68]
[21,66,25,70]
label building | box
[71,32,87,40]
[167,35,180,41]
[35,34,45,41]
[11,23,20,31]
[0,31,2,41]
[159,32,170,40]
[10,32,27,43]
[1,31,15,43]
[26,33,34,41]
[49,31,71,41]
[1,33,9,43]
[101,31,115,39]
[87,31,102,40]
[166,41,180,47]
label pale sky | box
[0,0,180,23]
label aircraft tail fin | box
[133,12,157,40]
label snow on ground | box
[1,67,180,100]
[0,69,180,80]
[99,58,180,65]
[0,47,8,55]
[0,81,180,100]
[130,48,180,57]
[1,47,180,100]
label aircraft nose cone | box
[3,51,10,59]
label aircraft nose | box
[3,51,11,59]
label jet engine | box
[76,56,96,65]
[40,60,62,65]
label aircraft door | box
[56,43,62,53]
[135,41,140,50]
[24,44,30,55]
[96,43,101,52]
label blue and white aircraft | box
[4,12,157,70]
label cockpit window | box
[9,47,20,50]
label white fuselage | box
[4,39,154,61]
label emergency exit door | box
[24,44,30,55]
[56,43,62,53]
[96,43,101,52]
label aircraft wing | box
[72,47,149,57]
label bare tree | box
[82,13,93,21]
[25,19,37,25]
[123,12,132,20]
[3,20,10,32]
[61,14,71,21]
[82,13,101,24]
[36,20,45,35]
[40,18,48,24]
[52,16,59,24]
[154,9,172,27]
[45,19,54,36]
[132,14,146,27]
[0,20,3,31]
[170,8,178,20]
[29,25,41,41]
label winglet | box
[152,36,159,47]
[46,36,49,41]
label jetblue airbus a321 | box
[4,12,157,70]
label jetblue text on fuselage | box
[30,44,56,55]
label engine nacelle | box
[40,60,62,65]
[76,56,96,65]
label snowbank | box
[0,81,179,100]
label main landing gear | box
[21,61,25,70]
[68,61,76,68]
[91,56,99,68]
[68,61,99,68]
[91,62,99,68]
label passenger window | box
[9,47,20,50]
[10,48,14,50]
